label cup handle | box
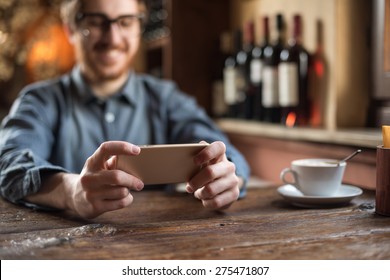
[280,168,298,187]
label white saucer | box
[277,184,363,208]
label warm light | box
[314,60,324,77]
[0,30,8,44]
[286,112,297,127]
[26,23,75,82]
[29,40,56,63]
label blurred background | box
[1,0,387,189]
[1,0,384,129]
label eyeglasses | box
[75,13,145,38]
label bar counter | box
[1,184,390,260]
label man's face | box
[69,0,142,82]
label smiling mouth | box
[95,49,124,63]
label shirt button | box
[105,112,115,123]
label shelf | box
[217,119,382,149]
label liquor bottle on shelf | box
[211,32,231,118]
[250,16,270,121]
[279,14,310,127]
[240,20,256,119]
[262,14,285,123]
[309,19,327,127]
[223,30,246,118]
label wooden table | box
[1,185,390,260]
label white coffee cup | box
[280,158,346,196]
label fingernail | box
[136,180,144,190]
[186,184,194,193]
[132,145,140,154]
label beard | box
[80,41,135,82]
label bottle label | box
[278,62,299,107]
[212,80,227,116]
[250,59,263,84]
[223,66,237,105]
[262,66,279,107]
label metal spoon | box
[328,149,362,166]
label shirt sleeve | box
[0,87,68,204]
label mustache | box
[94,42,126,52]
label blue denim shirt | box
[0,67,250,205]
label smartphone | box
[116,143,209,185]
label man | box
[0,0,250,219]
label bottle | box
[223,30,245,118]
[211,32,231,118]
[309,19,326,127]
[262,14,285,123]
[240,20,256,119]
[250,16,270,121]
[279,14,310,127]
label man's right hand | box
[26,141,144,219]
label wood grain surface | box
[1,186,389,260]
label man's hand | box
[70,141,144,218]
[186,141,242,210]
[27,141,144,219]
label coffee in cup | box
[280,158,346,196]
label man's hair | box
[60,0,147,29]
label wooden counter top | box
[1,185,389,260]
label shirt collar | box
[70,66,138,106]
[120,72,138,106]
